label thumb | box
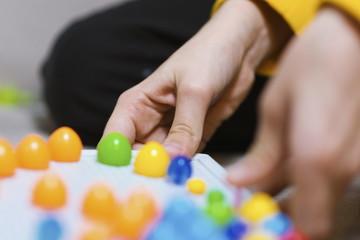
[163,83,211,158]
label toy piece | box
[79,224,111,240]
[48,127,83,162]
[263,213,292,236]
[282,228,308,240]
[187,178,206,194]
[149,197,196,239]
[163,197,196,224]
[184,212,220,240]
[225,218,248,240]
[205,189,232,225]
[206,201,233,225]
[147,221,177,240]
[167,155,192,185]
[244,231,277,240]
[17,134,51,170]
[114,200,151,239]
[149,197,226,240]
[33,174,67,210]
[97,132,131,166]
[207,189,225,204]
[134,142,170,177]
[238,193,279,223]
[82,183,117,223]
[127,190,158,222]
[0,139,17,177]
[114,189,158,239]
[0,84,32,106]
[36,216,63,240]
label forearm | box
[208,0,292,71]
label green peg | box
[206,202,233,225]
[0,84,33,106]
[205,189,232,225]
[97,132,132,166]
[207,189,225,204]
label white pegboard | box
[0,150,248,240]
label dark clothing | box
[42,0,267,152]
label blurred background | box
[0,0,123,144]
[1,1,360,238]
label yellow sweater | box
[264,0,360,34]
[212,0,360,34]
[212,0,360,75]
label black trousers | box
[42,0,267,152]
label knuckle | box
[293,143,339,172]
[180,82,210,101]
[169,123,201,144]
[116,90,147,117]
[116,89,132,103]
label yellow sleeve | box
[324,0,360,22]
[211,0,227,16]
[212,0,360,75]
[264,0,321,34]
[212,0,321,33]
[257,0,323,75]
[212,0,322,75]
[213,0,360,36]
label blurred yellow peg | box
[238,193,279,223]
[187,178,206,194]
[245,231,277,240]
[0,139,17,177]
[33,173,67,210]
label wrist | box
[211,0,270,70]
[211,0,292,71]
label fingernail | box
[163,142,184,158]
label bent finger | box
[163,80,212,158]
[227,77,289,188]
[103,90,138,145]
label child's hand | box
[228,5,360,239]
[103,0,291,157]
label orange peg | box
[127,190,158,223]
[79,224,111,240]
[48,127,83,162]
[17,134,50,170]
[114,201,149,240]
[33,173,67,210]
[82,183,117,223]
[0,139,17,177]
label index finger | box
[103,90,138,145]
